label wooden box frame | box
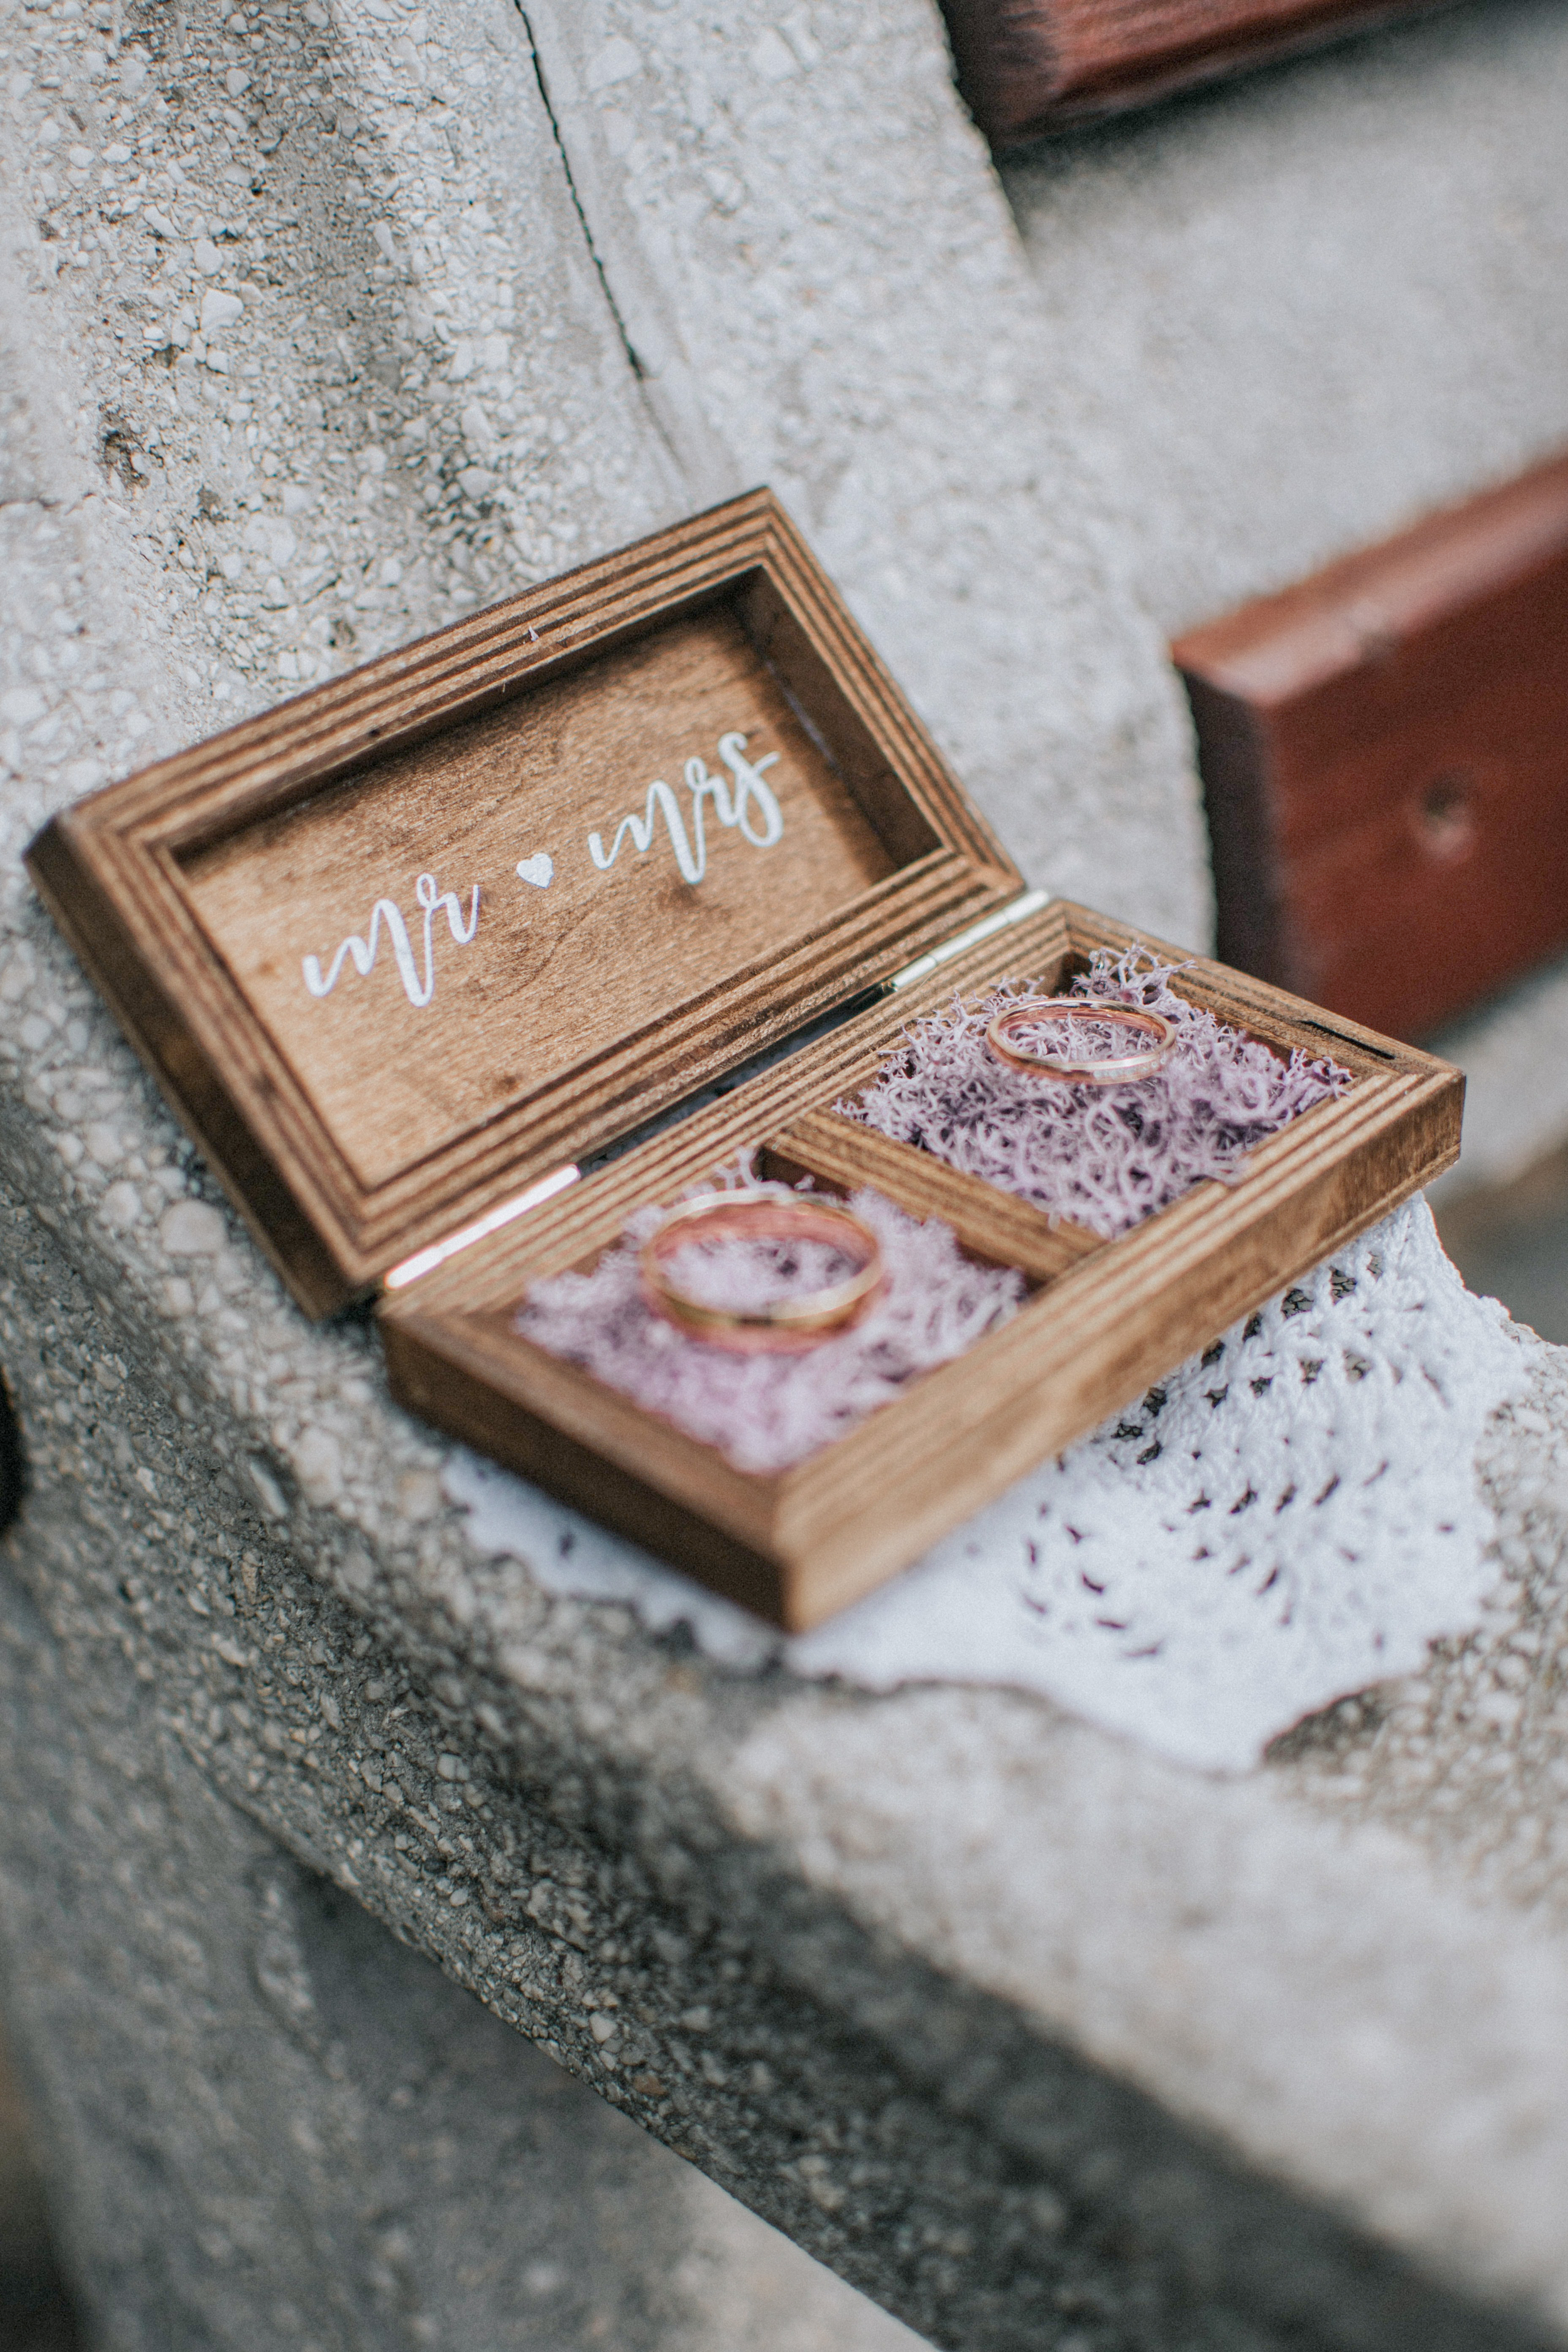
[382,901,1459,1628]
[26,492,1462,1630]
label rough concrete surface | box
[7,0,1568,2346]
[0,1523,920,2351]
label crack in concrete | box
[514,3,694,495]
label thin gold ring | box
[640,1190,885,1355]
[985,998,1176,1085]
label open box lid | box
[26,490,1023,1316]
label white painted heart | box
[515,854,554,889]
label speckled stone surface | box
[0,1505,924,2352]
[8,0,1568,2345]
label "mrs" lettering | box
[302,872,481,1009]
[587,731,783,887]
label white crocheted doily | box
[445,1201,1530,1771]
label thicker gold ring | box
[985,998,1176,1084]
[640,1190,885,1355]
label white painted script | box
[587,730,783,887]
[302,872,481,1009]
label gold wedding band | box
[985,998,1176,1085]
[640,1190,885,1355]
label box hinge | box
[882,886,1050,995]
[383,1162,581,1294]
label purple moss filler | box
[517,1182,1026,1475]
[843,949,1353,1239]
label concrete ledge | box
[8,0,1568,2342]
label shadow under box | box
[27,492,1460,1632]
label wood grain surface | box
[1175,450,1568,1041]
[27,490,1018,1314]
[382,900,1462,1631]
[940,0,1454,147]
[183,607,895,1193]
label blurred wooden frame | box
[1174,452,1568,1041]
[941,0,1460,149]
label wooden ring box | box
[27,490,1463,1631]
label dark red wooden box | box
[1174,453,1568,1043]
[941,0,1458,149]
